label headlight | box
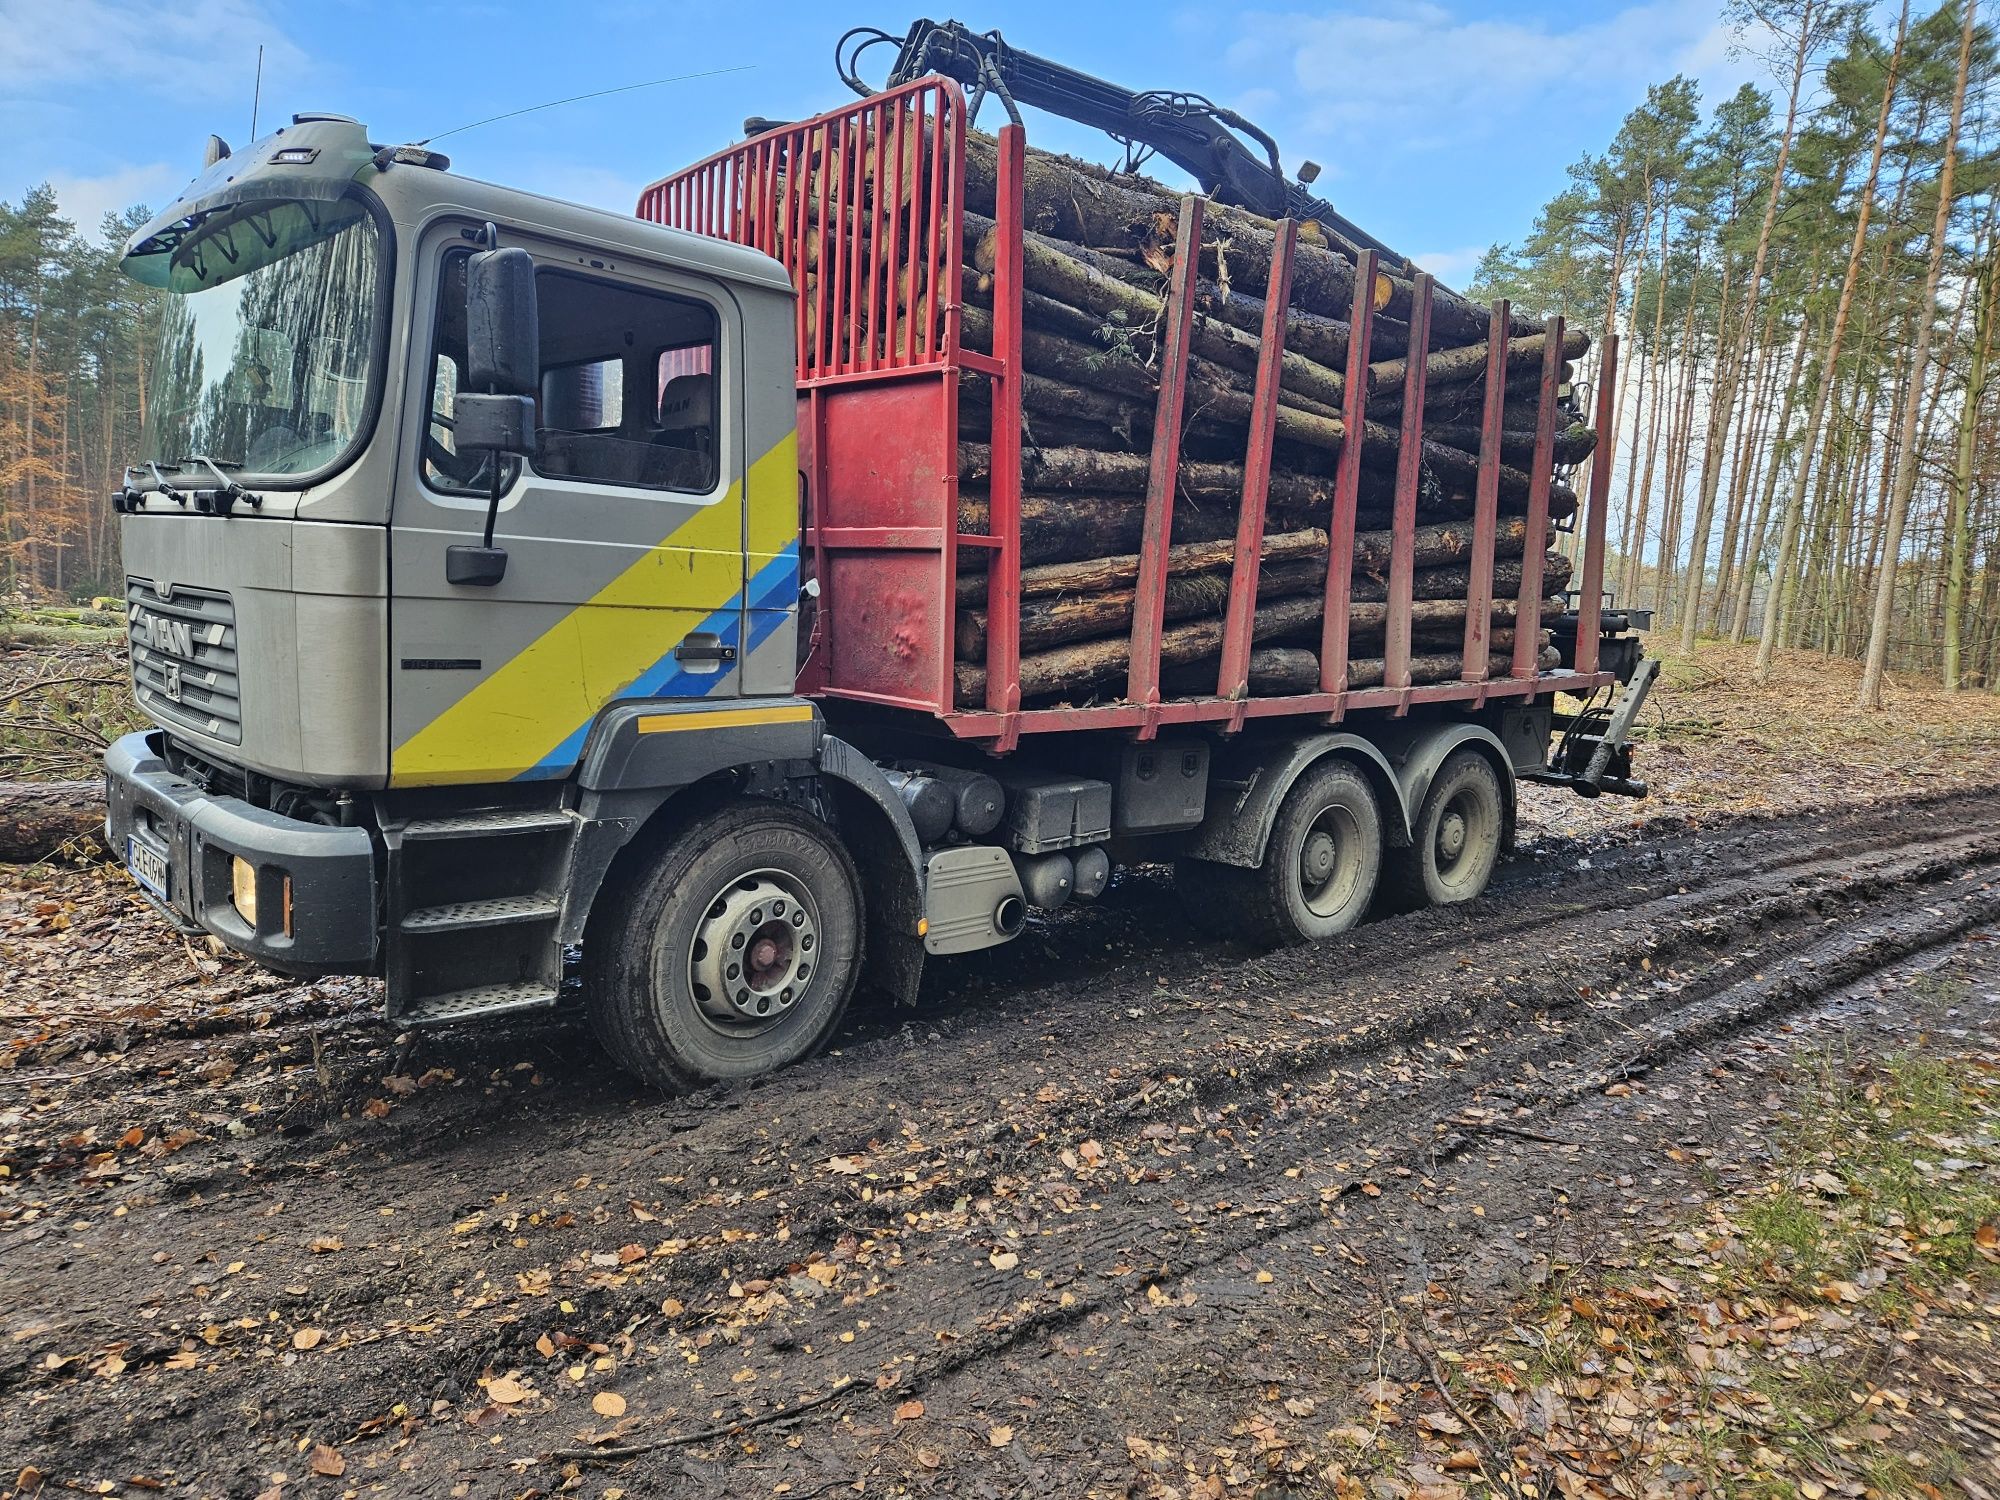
[231,856,258,927]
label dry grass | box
[1522,637,2000,843]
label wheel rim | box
[687,867,820,1034]
[1432,786,1492,890]
[1297,803,1365,919]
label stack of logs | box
[766,125,1596,707]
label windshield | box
[139,201,382,481]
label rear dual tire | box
[1382,749,1504,910]
[1176,749,1505,945]
[1176,760,1383,945]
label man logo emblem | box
[163,661,183,703]
[135,607,195,658]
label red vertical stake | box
[1460,299,1509,681]
[1219,219,1298,708]
[1576,334,1618,677]
[1125,196,1204,718]
[982,124,1027,725]
[1385,274,1434,694]
[1513,316,1565,679]
[1322,249,1379,702]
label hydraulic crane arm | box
[837,18,1406,264]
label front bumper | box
[103,731,380,975]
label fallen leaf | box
[895,1399,925,1422]
[592,1391,627,1418]
[360,1098,391,1120]
[487,1375,528,1404]
[308,1235,343,1254]
[1418,1411,1466,1436]
[535,1333,556,1358]
[309,1444,344,1477]
[660,1298,685,1317]
[989,1250,1019,1271]
[291,1327,324,1351]
[916,1449,942,1470]
[988,1424,1014,1447]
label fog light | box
[231,856,258,927]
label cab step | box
[398,981,560,1027]
[400,894,561,933]
[399,809,575,841]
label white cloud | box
[0,0,304,86]
[1412,245,1486,284]
[47,162,184,235]
[1227,0,1762,148]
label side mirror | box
[466,246,538,397]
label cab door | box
[387,225,745,787]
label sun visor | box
[120,116,382,291]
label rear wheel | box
[1383,748,1504,909]
[1176,759,1383,945]
[586,800,862,1092]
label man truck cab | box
[104,111,1651,1093]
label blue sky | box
[4,0,1770,283]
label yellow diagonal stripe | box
[391,432,799,787]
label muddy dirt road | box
[5,787,2000,1496]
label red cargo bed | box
[637,79,1618,751]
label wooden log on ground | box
[0,781,103,862]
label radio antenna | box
[419,64,753,146]
[250,44,264,139]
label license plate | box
[127,835,171,901]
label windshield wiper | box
[179,453,264,516]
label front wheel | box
[586,799,862,1092]
[1383,748,1505,909]
[1176,759,1383,945]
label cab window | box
[422,249,721,496]
[533,268,719,493]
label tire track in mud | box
[5,791,2000,1490]
[31,787,1992,1208]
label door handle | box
[674,632,737,665]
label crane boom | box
[837,18,1409,267]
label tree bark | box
[960,134,1522,348]
[0,781,102,862]
[956,562,1530,657]
[955,526,1330,606]
[1860,0,1975,707]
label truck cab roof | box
[123,113,795,299]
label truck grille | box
[126,578,241,745]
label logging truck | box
[102,73,1652,1091]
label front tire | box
[1176,759,1383,945]
[586,799,862,1092]
[1383,748,1504,909]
